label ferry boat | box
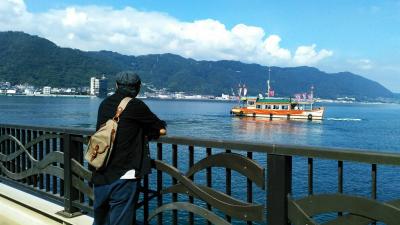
[230,69,325,120]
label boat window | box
[282,105,289,110]
[266,105,271,109]
[248,101,255,105]
[273,105,279,109]
[256,105,261,109]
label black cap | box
[116,71,141,87]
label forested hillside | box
[0,31,393,99]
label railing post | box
[225,149,232,222]
[267,153,292,225]
[57,134,82,218]
[156,142,163,225]
[0,127,4,178]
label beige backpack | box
[85,97,132,170]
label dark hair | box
[115,71,142,97]
[115,71,141,86]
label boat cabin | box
[240,97,314,111]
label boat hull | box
[231,107,325,120]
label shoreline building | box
[43,86,51,95]
[90,77,99,96]
[90,75,108,97]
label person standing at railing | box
[92,71,166,225]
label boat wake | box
[326,117,362,121]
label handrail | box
[0,124,93,136]
[2,123,400,224]
[2,123,400,165]
[158,136,400,165]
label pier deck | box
[0,183,92,225]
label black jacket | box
[92,89,166,185]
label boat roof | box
[257,98,291,103]
[240,96,314,104]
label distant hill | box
[0,31,394,100]
[0,31,128,87]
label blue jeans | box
[93,179,141,225]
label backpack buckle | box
[113,107,123,122]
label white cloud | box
[0,0,26,15]
[262,35,291,60]
[62,7,88,27]
[0,0,333,66]
[294,44,333,65]
[0,0,32,29]
[357,59,373,70]
[348,58,374,70]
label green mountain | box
[0,31,130,87]
[0,31,394,100]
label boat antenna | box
[310,85,314,100]
[310,85,314,109]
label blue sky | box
[3,0,400,92]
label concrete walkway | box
[0,183,93,225]
[0,196,61,225]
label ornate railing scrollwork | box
[148,152,265,223]
[148,202,231,225]
[0,131,93,208]
[2,124,400,224]
[288,194,400,225]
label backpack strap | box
[113,97,132,121]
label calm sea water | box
[1,96,399,224]
[1,96,400,151]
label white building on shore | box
[90,76,108,97]
[43,86,51,95]
[90,77,99,95]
